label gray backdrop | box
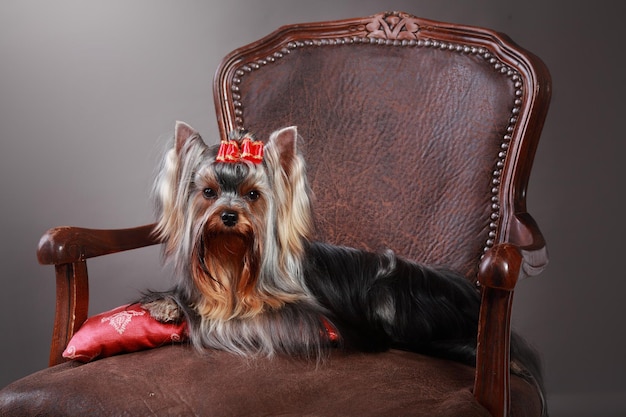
[1,1,624,416]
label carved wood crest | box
[365,12,420,40]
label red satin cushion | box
[62,303,187,362]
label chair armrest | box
[473,212,548,417]
[478,212,547,290]
[37,223,161,265]
[38,223,161,366]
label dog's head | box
[153,121,314,320]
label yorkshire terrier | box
[141,121,544,400]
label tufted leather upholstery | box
[0,11,551,417]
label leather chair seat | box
[0,345,541,416]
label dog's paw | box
[142,299,183,323]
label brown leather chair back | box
[214,11,551,280]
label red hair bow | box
[216,136,264,164]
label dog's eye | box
[202,188,217,199]
[245,190,260,201]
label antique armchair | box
[0,11,551,417]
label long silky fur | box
[146,123,330,359]
[143,122,545,412]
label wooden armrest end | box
[38,223,160,265]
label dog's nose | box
[221,211,238,227]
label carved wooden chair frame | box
[37,12,551,417]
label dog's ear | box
[153,121,207,256]
[265,126,313,268]
[174,120,203,154]
[268,126,299,174]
